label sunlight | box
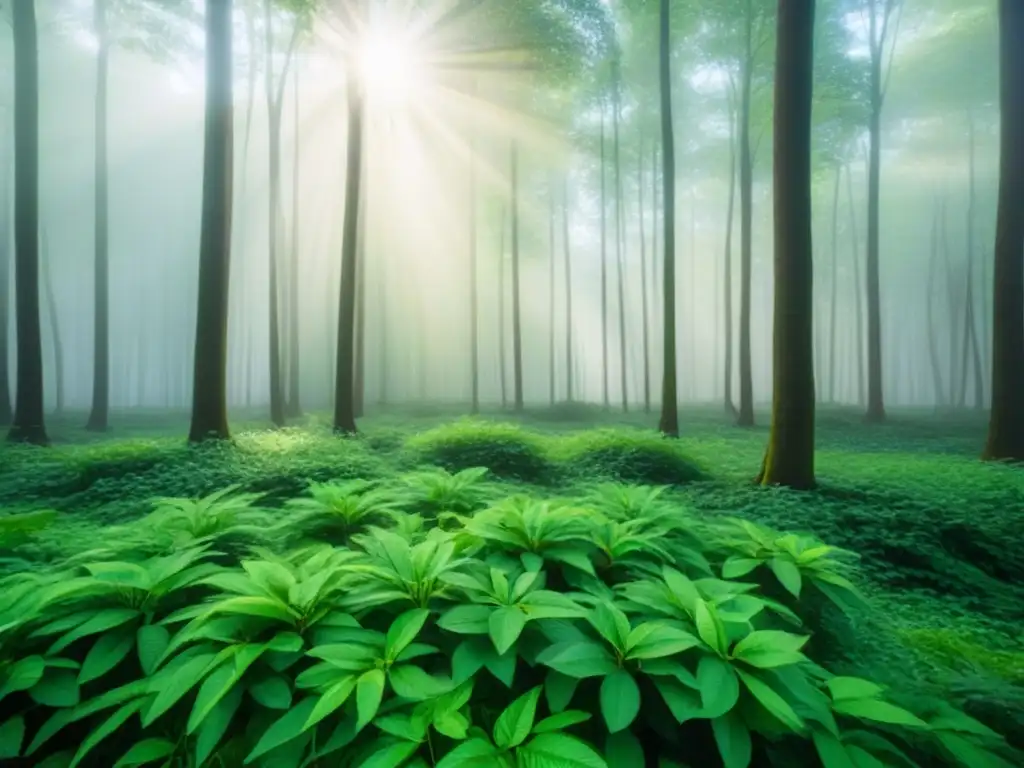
[356,30,425,105]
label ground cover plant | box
[0,406,1020,766]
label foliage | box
[556,428,709,485]
[405,420,554,482]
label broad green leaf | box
[357,669,386,731]
[389,664,450,700]
[357,739,420,767]
[249,673,293,709]
[451,638,490,684]
[831,698,928,728]
[736,669,804,732]
[142,653,217,725]
[711,710,752,768]
[600,670,640,733]
[654,679,704,724]
[485,649,516,688]
[731,630,808,669]
[0,656,45,700]
[375,712,429,742]
[385,609,430,662]
[438,605,492,635]
[825,677,884,702]
[435,738,500,768]
[245,697,318,763]
[536,641,618,679]
[697,656,740,718]
[721,557,761,579]
[113,738,176,767]
[207,596,296,624]
[305,676,356,731]
[69,699,145,768]
[587,602,630,651]
[489,606,527,655]
[624,623,700,660]
[187,645,265,734]
[194,684,243,767]
[544,669,578,713]
[136,625,170,676]
[50,608,139,654]
[79,630,135,685]
[533,710,591,734]
[493,685,542,749]
[517,732,607,767]
[936,732,1018,768]
[846,745,890,768]
[30,669,81,708]
[694,599,727,656]
[0,715,24,759]
[769,558,802,598]
[433,710,470,740]
[605,730,644,767]
[812,730,856,768]
[396,643,440,663]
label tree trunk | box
[844,162,865,407]
[7,0,47,445]
[332,56,364,435]
[86,0,110,431]
[657,0,678,437]
[962,111,984,411]
[548,174,556,405]
[600,105,609,410]
[0,141,12,426]
[188,0,234,443]
[469,123,479,414]
[377,222,389,406]
[828,164,840,403]
[984,0,1024,461]
[612,63,628,413]
[562,175,574,403]
[40,227,63,414]
[736,0,756,427]
[638,130,651,413]
[285,63,302,419]
[498,204,507,408]
[939,196,960,406]
[510,141,524,412]
[353,135,368,419]
[757,0,816,489]
[926,200,946,407]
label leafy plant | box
[284,480,404,543]
[400,467,495,518]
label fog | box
[0,0,1000,420]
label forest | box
[0,0,1021,766]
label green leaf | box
[249,673,293,709]
[493,685,542,749]
[599,670,640,733]
[536,641,619,679]
[187,644,265,735]
[694,599,727,656]
[711,710,752,768]
[587,602,630,651]
[517,732,608,767]
[533,710,591,734]
[435,738,500,768]
[812,731,856,768]
[451,638,490,684]
[0,715,24,759]
[624,623,700,660]
[433,711,470,740]
[389,664,450,700]
[489,606,527,656]
[846,745,890,768]
[654,679,704,724]
[485,649,517,688]
[112,738,176,767]
[80,630,136,685]
[69,699,145,768]
[208,596,296,623]
[245,697,317,763]
[142,652,217,726]
[357,669,386,731]
[825,677,884,702]
[605,730,644,767]
[194,684,243,767]
[136,625,170,677]
[30,668,81,708]
[438,605,492,635]
[697,656,740,718]
[769,558,802,598]
[0,656,45,700]
[721,557,761,579]
[375,711,429,742]
[936,732,1018,768]
[385,609,430,662]
[731,630,809,669]
[305,676,356,731]
[50,608,139,654]
[831,698,928,728]
[736,669,804,733]
[544,669,578,713]
[356,738,420,767]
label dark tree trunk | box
[926,200,946,407]
[736,0,756,427]
[845,163,865,407]
[510,142,524,412]
[984,0,1024,461]
[638,130,651,413]
[188,0,234,444]
[0,144,12,426]
[758,0,816,489]
[828,164,840,403]
[86,0,110,431]
[612,63,628,413]
[548,174,556,405]
[332,56,364,435]
[40,227,63,414]
[7,0,47,445]
[562,176,574,403]
[600,105,609,410]
[285,63,302,419]
[657,0,678,437]
[353,175,366,419]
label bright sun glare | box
[356,32,424,104]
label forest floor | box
[1,402,1022,750]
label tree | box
[656,0,678,438]
[188,0,234,443]
[983,0,1024,462]
[0,142,11,426]
[510,141,524,412]
[758,0,816,488]
[7,0,47,446]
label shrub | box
[405,420,554,482]
[557,429,709,485]
[0,483,1014,767]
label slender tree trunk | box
[332,56,364,435]
[548,175,556,405]
[926,200,946,407]
[498,204,507,408]
[940,196,960,406]
[7,0,47,445]
[736,0,756,427]
[600,106,609,410]
[984,0,1024,461]
[510,141,524,412]
[844,163,865,407]
[188,0,234,443]
[638,130,651,413]
[651,141,660,389]
[828,164,840,403]
[612,64,628,413]
[86,0,110,431]
[377,223,389,406]
[353,132,368,419]
[758,0,816,489]
[285,63,302,418]
[963,111,984,411]
[0,142,12,426]
[562,175,574,402]
[40,227,63,414]
[657,0,678,437]
[469,120,479,414]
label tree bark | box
[758,0,816,489]
[638,129,651,413]
[828,164,840,403]
[40,227,63,414]
[188,0,234,443]
[984,0,1024,462]
[926,200,946,407]
[7,0,47,445]
[510,141,524,412]
[0,142,12,426]
[86,0,110,431]
[285,63,303,419]
[961,111,984,411]
[612,60,628,413]
[600,103,609,410]
[657,0,678,437]
[844,162,865,407]
[736,0,756,427]
[562,175,574,403]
